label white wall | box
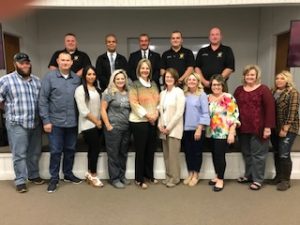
[3,6,300,92]
[35,7,260,92]
[258,6,300,90]
[1,13,41,76]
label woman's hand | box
[227,133,235,144]
[194,129,202,141]
[96,120,102,129]
[279,129,288,137]
[263,128,271,139]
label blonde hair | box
[274,70,295,89]
[242,64,261,85]
[105,69,129,95]
[183,72,204,96]
[136,58,152,80]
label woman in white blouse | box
[158,68,185,188]
[75,65,103,187]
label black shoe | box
[16,184,27,193]
[213,185,224,192]
[208,180,217,186]
[28,177,45,185]
[64,175,82,184]
[47,180,58,193]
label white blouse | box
[74,85,101,133]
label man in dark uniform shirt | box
[128,33,161,89]
[48,33,91,77]
[195,27,235,92]
[95,34,128,91]
[161,31,195,87]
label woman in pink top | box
[234,65,275,190]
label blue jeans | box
[6,121,42,186]
[48,126,77,181]
[239,134,269,184]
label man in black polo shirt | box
[95,34,128,91]
[48,33,91,77]
[195,27,235,92]
[161,31,195,87]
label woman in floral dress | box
[206,74,240,191]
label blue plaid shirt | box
[0,71,41,128]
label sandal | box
[249,182,262,191]
[237,177,252,184]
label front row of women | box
[75,59,299,192]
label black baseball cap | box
[13,53,31,62]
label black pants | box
[130,122,157,183]
[183,130,205,172]
[82,127,102,174]
[211,138,228,179]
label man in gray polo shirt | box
[39,51,82,193]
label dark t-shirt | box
[48,49,91,73]
[161,47,195,77]
[195,44,235,80]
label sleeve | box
[82,52,92,68]
[38,74,51,125]
[285,89,300,126]
[102,91,113,104]
[0,77,8,103]
[48,51,59,68]
[128,54,137,81]
[225,94,240,127]
[121,56,128,72]
[128,83,147,118]
[195,49,202,68]
[185,49,195,67]
[74,86,90,117]
[166,89,185,131]
[198,92,210,126]
[161,52,167,70]
[95,56,106,90]
[225,47,235,71]
[262,86,275,128]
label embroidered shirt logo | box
[74,55,79,61]
[179,53,184,59]
[217,52,223,58]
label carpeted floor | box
[0,179,299,225]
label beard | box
[16,65,32,78]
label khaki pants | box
[162,136,181,184]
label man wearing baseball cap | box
[0,52,44,193]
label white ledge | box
[30,0,300,8]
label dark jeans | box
[271,132,297,160]
[48,126,77,181]
[210,138,228,179]
[104,127,130,183]
[239,134,269,184]
[183,130,205,172]
[130,122,157,183]
[82,127,102,174]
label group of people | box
[0,27,299,194]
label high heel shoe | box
[86,172,103,188]
[135,181,148,189]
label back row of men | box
[48,27,235,92]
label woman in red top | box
[234,65,275,190]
